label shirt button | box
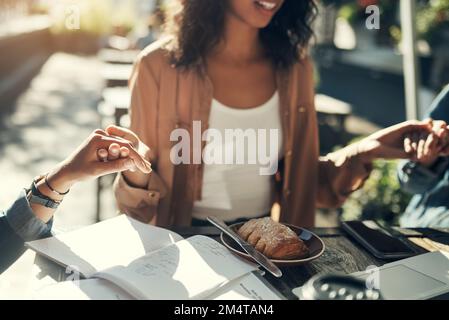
[286,150,292,157]
[149,192,157,198]
[298,106,306,113]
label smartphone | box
[341,220,419,260]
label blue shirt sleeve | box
[398,85,449,193]
[4,189,53,241]
[398,158,449,194]
[0,190,53,273]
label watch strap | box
[28,193,61,209]
[27,177,62,209]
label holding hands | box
[353,120,449,166]
[403,119,449,167]
[41,126,151,204]
[30,125,151,223]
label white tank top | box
[192,92,283,222]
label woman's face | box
[227,0,284,29]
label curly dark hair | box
[164,0,318,69]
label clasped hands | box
[403,119,449,167]
[356,119,449,167]
[48,125,152,194]
[50,119,449,199]
[324,119,449,199]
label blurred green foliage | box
[334,0,449,48]
[416,0,449,45]
[377,0,449,46]
[338,2,359,25]
[342,159,412,225]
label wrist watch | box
[26,176,62,210]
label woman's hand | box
[46,129,152,194]
[355,120,435,164]
[30,127,151,223]
[105,125,153,189]
[328,120,434,196]
[403,120,449,167]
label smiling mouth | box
[254,0,277,11]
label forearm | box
[29,163,75,223]
[318,143,373,208]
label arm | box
[318,144,373,208]
[0,190,52,274]
[318,121,434,208]
[0,129,151,273]
[398,86,449,193]
[113,55,168,223]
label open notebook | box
[27,215,282,300]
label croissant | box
[237,217,309,260]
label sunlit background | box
[0,0,448,296]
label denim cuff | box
[5,189,53,241]
[402,158,449,179]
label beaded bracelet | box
[45,174,70,196]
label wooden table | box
[30,226,449,300]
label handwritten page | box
[26,215,183,277]
[94,235,258,300]
[210,272,283,300]
[34,279,134,300]
[34,273,282,300]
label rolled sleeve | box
[113,173,167,223]
[318,143,373,208]
[5,190,53,241]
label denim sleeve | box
[398,86,449,194]
[398,158,449,195]
[0,190,53,273]
[4,189,53,241]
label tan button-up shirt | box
[113,39,371,228]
